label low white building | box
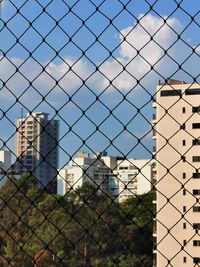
[57,152,110,196]
[58,152,155,202]
[0,150,11,171]
[0,150,12,187]
[111,159,155,202]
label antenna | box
[21,108,24,119]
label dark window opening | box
[193,240,200,246]
[193,206,200,212]
[193,173,200,178]
[194,257,200,263]
[193,156,200,162]
[185,89,200,95]
[193,139,200,145]
[160,90,182,97]
[192,106,200,113]
[193,223,200,230]
[193,189,200,195]
[192,123,200,129]
[181,123,185,130]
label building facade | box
[153,79,200,266]
[111,159,155,202]
[0,150,12,187]
[57,152,154,202]
[0,150,11,172]
[57,151,110,196]
[16,112,59,192]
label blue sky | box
[0,0,200,167]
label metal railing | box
[0,1,200,266]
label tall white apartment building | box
[153,79,200,266]
[16,112,59,192]
[57,152,154,202]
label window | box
[193,156,200,162]
[183,189,186,195]
[182,107,186,113]
[194,258,200,263]
[193,173,200,179]
[183,240,186,246]
[119,166,128,170]
[160,90,182,97]
[193,240,200,246]
[183,206,186,212]
[182,156,186,162]
[193,223,200,230]
[183,257,187,263]
[192,106,200,113]
[183,223,186,229]
[193,139,200,145]
[185,89,200,95]
[193,206,200,212]
[193,190,200,195]
[183,140,186,146]
[183,173,186,179]
[26,155,32,159]
[192,123,200,129]
[181,123,185,130]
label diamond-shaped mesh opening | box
[1,0,200,266]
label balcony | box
[152,113,157,123]
[152,99,157,108]
[152,129,157,139]
[152,192,157,204]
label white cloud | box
[99,14,183,91]
[0,56,94,104]
[1,13,199,102]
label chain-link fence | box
[0,0,200,266]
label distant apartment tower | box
[153,79,200,266]
[16,112,59,192]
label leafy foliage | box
[0,177,153,266]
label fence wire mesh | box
[0,0,200,266]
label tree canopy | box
[0,175,153,266]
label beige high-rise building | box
[16,112,59,192]
[153,79,200,266]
